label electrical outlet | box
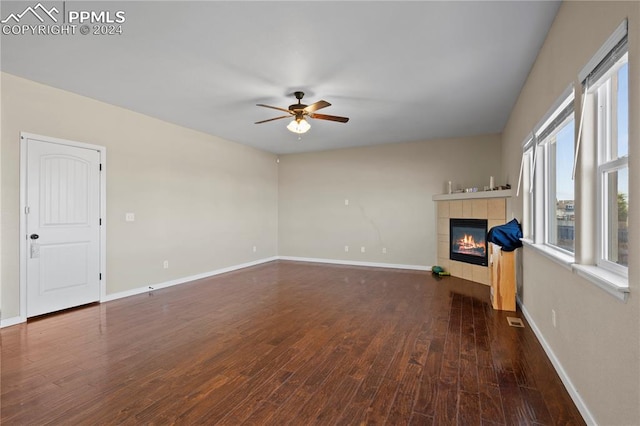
[361,246,365,253]
[163,260,169,269]
[382,247,387,254]
[552,309,557,328]
[345,199,349,206]
[252,245,257,253]
[125,212,135,222]
[344,245,349,252]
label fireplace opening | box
[450,218,488,266]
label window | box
[524,21,629,299]
[592,52,629,275]
[522,142,534,240]
[572,20,628,298]
[530,91,575,256]
[518,135,534,240]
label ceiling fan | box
[255,91,349,134]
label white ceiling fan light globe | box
[287,118,311,134]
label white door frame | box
[19,132,107,321]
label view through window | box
[548,117,575,253]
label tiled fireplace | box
[433,191,511,285]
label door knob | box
[30,234,39,240]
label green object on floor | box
[431,266,450,277]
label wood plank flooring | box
[1,260,584,425]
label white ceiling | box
[1,1,560,154]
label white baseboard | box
[278,256,431,271]
[101,256,278,302]
[517,297,595,425]
[1,315,26,328]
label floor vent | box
[507,317,525,328]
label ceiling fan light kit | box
[286,117,311,134]
[256,91,349,135]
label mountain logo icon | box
[1,3,59,24]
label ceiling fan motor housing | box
[289,104,307,112]
[290,91,307,112]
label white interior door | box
[26,137,102,317]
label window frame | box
[527,89,575,260]
[591,52,629,277]
[522,138,535,240]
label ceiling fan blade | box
[310,113,349,123]
[256,104,292,114]
[304,100,331,113]
[255,115,290,124]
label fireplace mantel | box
[432,189,513,201]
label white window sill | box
[521,239,574,271]
[572,265,629,302]
[521,239,629,302]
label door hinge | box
[99,218,102,226]
[99,273,102,280]
[99,163,102,171]
[25,206,30,214]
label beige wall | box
[1,73,279,319]
[501,2,640,424]
[278,136,501,266]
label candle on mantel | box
[489,176,494,190]
[448,181,452,194]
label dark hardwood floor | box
[1,260,584,425]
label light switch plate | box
[125,213,135,222]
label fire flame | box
[455,234,485,255]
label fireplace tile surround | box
[433,190,512,285]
